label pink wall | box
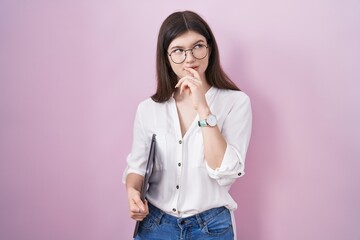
[0,1,359,239]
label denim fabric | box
[134,203,234,240]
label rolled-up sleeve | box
[122,105,148,184]
[206,93,252,187]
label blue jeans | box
[134,202,234,240]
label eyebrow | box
[169,40,205,51]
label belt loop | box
[155,211,164,225]
[196,214,205,228]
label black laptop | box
[133,134,156,238]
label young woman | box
[123,10,252,240]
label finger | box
[133,215,147,221]
[176,77,191,91]
[130,200,149,220]
[130,204,141,213]
[143,200,149,215]
[131,211,147,218]
[184,67,200,79]
[129,207,148,217]
[175,78,186,88]
[177,75,201,87]
[183,66,197,75]
[180,79,197,94]
[132,195,145,212]
[179,79,191,94]
[176,76,194,87]
[130,211,147,221]
[130,205,141,215]
[179,81,188,95]
[188,77,201,86]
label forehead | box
[168,31,207,48]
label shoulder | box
[213,88,252,123]
[134,97,170,131]
[214,88,250,105]
[136,97,168,114]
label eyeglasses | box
[168,44,208,64]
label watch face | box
[207,114,217,127]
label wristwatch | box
[198,114,217,127]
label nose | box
[184,50,196,62]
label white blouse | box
[123,87,252,218]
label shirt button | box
[172,208,177,212]
[178,163,181,167]
[179,140,182,144]
[176,185,179,189]
[238,172,242,176]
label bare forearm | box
[125,173,148,220]
[126,173,144,194]
[198,108,227,169]
[202,127,227,169]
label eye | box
[193,44,205,49]
[172,49,184,55]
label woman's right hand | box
[127,187,149,221]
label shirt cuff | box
[205,144,245,187]
[122,166,146,184]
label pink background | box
[1,1,359,239]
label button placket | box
[171,137,183,215]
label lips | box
[186,66,199,71]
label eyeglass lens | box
[169,45,208,64]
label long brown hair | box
[151,11,240,103]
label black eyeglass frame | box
[167,45,209,64]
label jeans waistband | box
[147,202,228,228]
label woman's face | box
[167,31,209,80]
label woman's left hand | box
[175,67,209,112]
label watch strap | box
[198,119,208,127]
